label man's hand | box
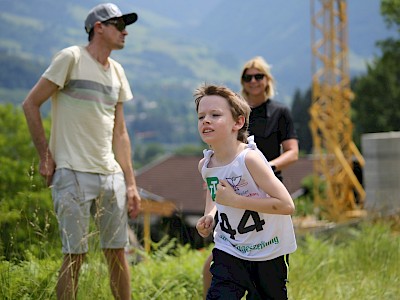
[39,151,56,187]
[127,186,141,219]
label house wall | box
[362,131,400,216]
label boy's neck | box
[210,140,246,167]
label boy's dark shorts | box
[207,248,289,300]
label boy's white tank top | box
[201,136,297,261]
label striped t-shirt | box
[43,45,133,174]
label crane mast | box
[309,0,365,221]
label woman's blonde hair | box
[240,56,276,100]
[194,84,250,143]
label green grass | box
[0,219,399,299]
[289,219,400,300]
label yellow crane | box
[309,0,366,221]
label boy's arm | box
[196,158,217,237]
[215,151,295,215]
[196,190,216,238]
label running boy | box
[194,84,297,299]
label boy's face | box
[197,95,238,145]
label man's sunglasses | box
[102,19,126,32]
[242,74,265,83]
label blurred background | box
[0,0,396,162]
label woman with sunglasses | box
[240,56,298,180]
[201,56,299,299]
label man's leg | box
[57,253,85,300]
[52,170,94,300]
[104,248,131,300]
[99,173,131,299]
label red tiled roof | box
[136,155,206,214]
[282,157,314,194]
[136,155,314,214]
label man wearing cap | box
[22,3,140,299]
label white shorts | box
[51,168,129,254]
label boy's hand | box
[196,215,214,238]
[215,179,236,206]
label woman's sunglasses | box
[242,74,265,83]
[102,19,126,32]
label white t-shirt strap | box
[247,135,257,150]
[203,149,213,159]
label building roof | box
[136,155,314,215]
[282,157,314,195]
[136,154,206,214]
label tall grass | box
[0,219,399,299]
[289,219,400,300]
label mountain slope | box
[0,0,393,147]
[185,0,392,101]
[0,0,392,101]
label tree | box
[0,104,43,198]
[352,0,400,141]
[380,0,400,29]
[0,104,58,260]
[291,88,313,154]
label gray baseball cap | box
[84,3,138,33]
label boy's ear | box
[234,115,245,130]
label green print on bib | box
[206,177,219,201]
